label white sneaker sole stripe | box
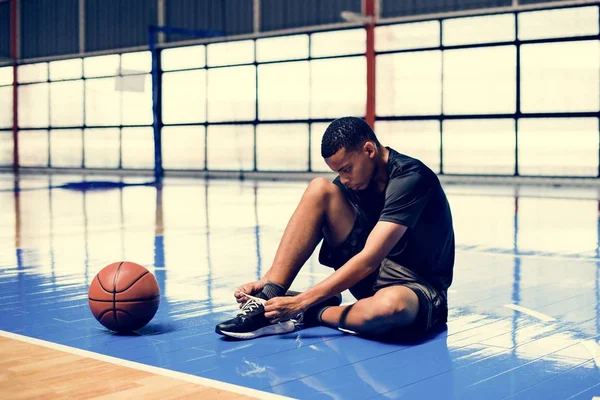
[220,320,296,339]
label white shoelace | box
[239,293,266,316]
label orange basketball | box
[88,261,160,332]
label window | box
[375,21,439,52]
[49,59,83,81]
[443,46,516,115]
[161,45,206,71]
[18,63,48,83]
[376,121,441,173]
[518,6,599,40]
[50,80,84,127]
[258,61,310,120]
[310,57,366,118]
[521,41,599,113]
[0,86,12,128]
[207,40,254,67]
[121,75,153,125]
[311,29,365,57]
[85,78,121,126]
[18,83,49,128]
[121,51,152,74]
[207,125,254,170]
[84,128,120,168]
[443,14,515,46]
[19,130,48,167]
[162,70,206,124]
[377,51,442,116]
[256,35,309,62]
[256,124,308,171]
[162,126,206,169]
[443,119,515,175]
[310,122,331,172]
[0,66,13,85]
[50,129,82,167]
[122,127,154,169]
[518,118,598,177]
[0,131,13,166]
[207,65,256,122]
[84,54,120,78]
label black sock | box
[257,282,287,300]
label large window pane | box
[443,119,515,175]
[0,131,12,166]
[443,14,515,46]
[375,121,441,173]
[443,46,516,115]
[18,63,48,83]
[162,70,206,124]
[85,78,121,126]
[49,59,83,81]
[207,65,256,122]
[258,61,309,120]
[0,86,12,128]
[161,45,205,71]
[50,80,84,127]
[0,66,13,85]
[377,51,441,116]
[518,118,598,176]
[18,83,49,128]
[122,127,154,169]
[375,21,439,52]
[311,29,365,57]
[257,124,308,171]
[19,130,48,167]
[518,6,599,40]
[121,51,152,74]
[84,54,120,78]
[521,41,599,113]
[84,128,120,168]
[50,129,82,168]
[256,35,309,62]
[207,125,253,170]
[121,74,153,125]
[310,57,366,118]
[207,40,254,67]
[162,126,205,169]
[310,122,331,172]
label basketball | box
[88,262,160,332]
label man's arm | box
[297,221,407,308]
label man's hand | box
[234,280,265,307]
[264,295,309,323]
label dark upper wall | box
[14,0,575,60]
[0,1,10,60]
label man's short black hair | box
[321,117,380,159]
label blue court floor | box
[0,173,599,399]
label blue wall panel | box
[20,0,79,58]
[0,1,9,60]
[165,0,253,42]
[260,0,361,31]
[85,0,157,52]
[381,0,512,18]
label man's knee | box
[369,287,419,329]
[305,178,341,209]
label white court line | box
[581,340,600,368]
[503,304,556,322]
[0,330,292,400]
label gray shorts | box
[319,211,448,335]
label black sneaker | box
[215,294,296,340]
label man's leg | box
[319,286,420,337]
[264,177,357,288]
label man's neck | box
[373,146,390,192]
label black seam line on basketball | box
[96,308,113,320]
[114,308,145,321]
[88,295,160,302]
[113,262,124,326]
[114,271,150,294]
[96,274,111,293]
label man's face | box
[325,143,376,191]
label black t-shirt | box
[333,147,455,294]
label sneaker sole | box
[219,320,296,340]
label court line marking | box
[0,330,292,400]
[503,304,556,322]
[581,340,600,368]
[458,248,600,263]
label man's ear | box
[364,141,377,158]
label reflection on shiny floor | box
[0,174,599,399]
